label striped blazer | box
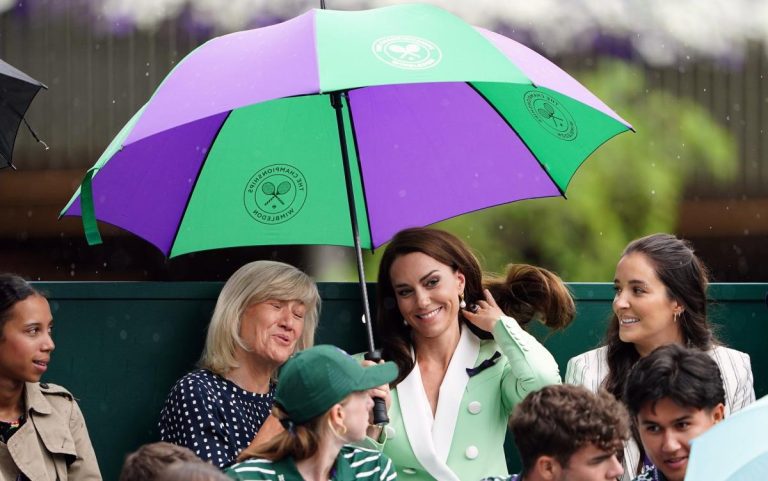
[565,345,755,481]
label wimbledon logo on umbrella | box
[524,90,578,141]
[243,164,307,225]
[372,36,442,70]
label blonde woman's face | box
[239,299,306,368]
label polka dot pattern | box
[158,369,274,468]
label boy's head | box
[119,442,204,481]
[625,344,725,481]
[512,384,629,481]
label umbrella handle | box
[365,350,390,426]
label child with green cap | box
[225,345,399,481]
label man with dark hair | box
[482,384,629,481]
[119,441,205,481]
[624,344,726,481]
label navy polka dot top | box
[158,369,274,468]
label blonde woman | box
[226,345,398,481]
[159,261,320,467]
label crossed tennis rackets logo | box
[244,164,307,225]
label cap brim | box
[357,361,398,391]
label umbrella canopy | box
[685,395,768,481]
[0,58,47,169]
[61,3,632,255]
[61,3,633,358]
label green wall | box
[36,282,767,480]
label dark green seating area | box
[37,281,767,480]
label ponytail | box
[483,264,575,330]
[236,406,329,463]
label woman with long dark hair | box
[566,233,755,480]
[0,274,101,480]
[372,227,574,481]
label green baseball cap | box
[275,345,398,425]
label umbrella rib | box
[167,110,233,257]
[466,82,567,198]
[342,92,376,251]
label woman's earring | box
[674,311,681,323]
[403,319,408,327]
[459,292,467,309]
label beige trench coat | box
[0,382,101,481]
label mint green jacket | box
[372,317,560,481]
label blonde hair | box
[199,261,320,376]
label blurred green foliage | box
[360,60,737,281]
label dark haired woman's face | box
[613,253,683,356]
[389,252,464,342]
[0,294,54,383]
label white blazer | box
[566,345,755,480]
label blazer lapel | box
[433,327,479,460]
[397,327,479,481]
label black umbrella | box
[0,58,48,170]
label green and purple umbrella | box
[62,3,632,342]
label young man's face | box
[637,398,725,481]
[534,443,623,481]
[556,443,624,481]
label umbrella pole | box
[330,91,375,351]
[330,91,389,425]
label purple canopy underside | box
[65,113,229,254]
[126,9,321,144]
[66,82,563,254]
[350,82,560,247]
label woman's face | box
[0,295,55,384]
[340,391,374,442]
[238,299,305,368]
[389,252,465,342]
[613,252,683,356]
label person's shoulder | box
[711,344,750,360]
[36,382,74,399]
[171,369,225,391]
[225,457,276,479]
[568,345,608,366]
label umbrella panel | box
[173,94,370,257]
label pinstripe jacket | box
[565,345,755,481]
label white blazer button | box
[465,445,479,459]
[402,468,417,475]
[384,426,396,439]
[468,401,482,414]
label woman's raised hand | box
[462,288,504,332]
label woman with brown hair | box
[566,233,755,480]
[371,227,575,481]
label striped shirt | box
[565,345,755,481]
[225,445,397,481]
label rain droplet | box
[119,330,128,340]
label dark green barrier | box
[36,282,767,480]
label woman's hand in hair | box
[463,289,505,332]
